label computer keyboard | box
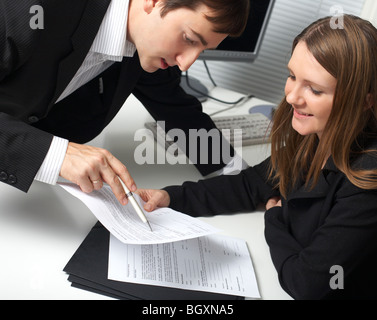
[144,113,272,152]
[211,113,272,146]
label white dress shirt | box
[34,0,135,185]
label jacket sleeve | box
[132,67,235,177]
[164,157,279,217]
[0,0,53,192]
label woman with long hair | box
[138,15,377,299]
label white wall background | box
[362,0,377,26]
[188,0,368,105]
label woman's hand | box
[136,189,171,212]
[266,196,282,211]
[60,142,136,205]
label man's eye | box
[184,34,195,45]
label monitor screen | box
[199,0,275,62]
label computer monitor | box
[181,0,275,101]
[199,0,275,62]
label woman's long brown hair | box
[270,15,377,198]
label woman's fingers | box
[136,189,171,212]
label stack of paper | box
[61,183,260,300]
[108,234,260,299]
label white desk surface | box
[0,87,292,300]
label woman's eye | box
[311,87,323,96]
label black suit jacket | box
[0,0,232,192]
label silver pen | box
[118,177,153,232]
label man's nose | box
[177,50,202,72]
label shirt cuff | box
[34,136,69,185]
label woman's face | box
[285,41,337,139]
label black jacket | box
[165,139,377,300]
[0,0,231,192]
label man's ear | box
[143,0,161,14]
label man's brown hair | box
[160,0,250,37]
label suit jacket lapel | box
[103,53,143,125]
[48,0,111,110]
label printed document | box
[108,234,261,298]
[59,183,220,244]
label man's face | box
[131,2,227,73]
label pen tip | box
[147,221,153,232]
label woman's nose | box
[285,83,305,106]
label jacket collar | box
[286,157,338,202]
[285,135,377,202]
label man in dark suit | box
[0,0,249,205]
